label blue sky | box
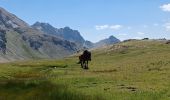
[0,0,170,42]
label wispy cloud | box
[160,3,170,12]
[95,25,109,30]
[110,25,123,30]
[95,24,123,30]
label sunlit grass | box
[0,40,170,100]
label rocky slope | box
[0,7,28,30]
[32,22,62,37]
[0,7,79,62]
[32,22,85,47]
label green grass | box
[1,40,170,100]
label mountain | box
[0,7,79,62]
[82,36,120,49]
[56,27,85,45]
[32,22,85,47]
[32,22,62,37]
[94,36,120,48]
[84,40,94,49]
[32,22,121,49]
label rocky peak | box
[32,22,62,37]
[32,22,85,47]
[109,36,115,39]
[94,35,120,48]
[108,35,120,43]
[58,26,85,44]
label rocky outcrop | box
[0,29,6,54]
[0,7,81,61]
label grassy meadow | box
[1,40,170,100]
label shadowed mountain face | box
[0,30,6,54]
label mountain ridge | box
[32,22,121,49]
[32,22,85,48]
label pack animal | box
[79,50,91,69]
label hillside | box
[0,40,170,100]
[0,7,81,61]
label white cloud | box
[95,25,109,30]
[137,32,145,35]
[110,25,123,30]
[160,3,170,12]
[95,24,123,30]
[165,23,170,31]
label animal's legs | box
[87,61,88,69]
[81,61,83,68]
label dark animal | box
[79,50,91,69]
[166,40,170,44]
